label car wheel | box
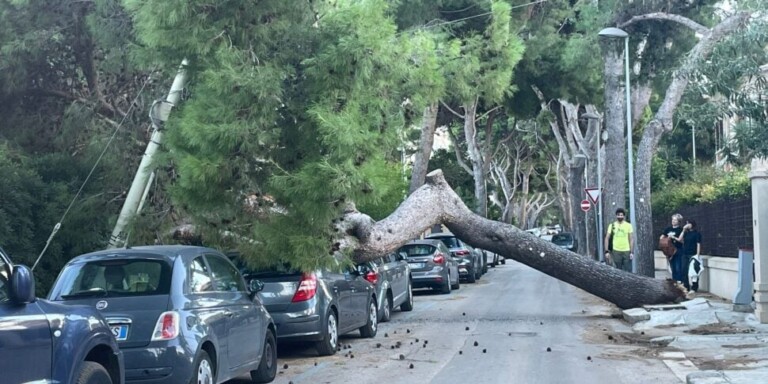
[451,274,460,290]
[190,351,215,384]
[250,330,277,383]
[466,267,476,283]
[316,310,339,356]
[381,293,392,323]
[501,258,506,265]
[400,280,414,312]
[75,361,112,384]
[359,300,378,338]
[440,273,451,294]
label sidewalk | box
[623,269,768,383]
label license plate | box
[111,325,129,341]
[409,262,425,269]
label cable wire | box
[32,69,157,270]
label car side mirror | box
[248,278,265,293]
[397,252,407,261]
[10,265,36,304]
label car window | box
[0,257,9,303]
[206,255,246,292]
[190,256,214,293]
[53,258,170,299]
[435,237,460,248]
[399,244,436,257]
[552,234,571,243]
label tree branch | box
[619,12,708,35]
[446,126,473,175]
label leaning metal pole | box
[108,60,188,249]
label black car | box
[552,232,578,252]
[1,247,124,384]
[236,257,378,356]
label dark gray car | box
[425,233,482,283]
[1,247,124,384]
[237,258,378,356]
[398,240,460,294]
[357,252,413,322]
[48,245,277,384]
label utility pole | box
[108,60,188,249]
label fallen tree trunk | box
[341,169,684,309]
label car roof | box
[424,232,456,239]
[66,245,219,264]
[404,239,444,246]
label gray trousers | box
[611,251,632,272]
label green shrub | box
[652,166,750,216]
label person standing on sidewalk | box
[678,219,702,291]
[660,213,685,284]
[604,208,634,272]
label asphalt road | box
[231,260,683,384]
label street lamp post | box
[582,112,603,262]
[599,27,636,272]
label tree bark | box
[623,11,751,277]
[408,103,438,195]
[341,170,684,309]
[463,100,489,217]
[599,40,627,239]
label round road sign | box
[580,199,590,212]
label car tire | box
[190,350,215,384]
[316,310,339,356]
[400,280,414,312]
[501,258,506,265]
[466,267,476,283]
[440,273,452,294]
[380,293,392,323]
[359,299,378,338]
[451,275,460,290]
[75,361,112,384]
[250,330,277,383]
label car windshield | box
[234,259,302,278]
[53,258,171,299]
[552,234,572,244]
[399,244,436,257]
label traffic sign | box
[585,188,601,205]
[580,199,591,212]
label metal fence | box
[652,197,753,258]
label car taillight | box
[365,270,379,285]
[152,311,180,341]
[454,250,469,256]
[291,273,318,303]
[433,253,445,264]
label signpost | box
[580,199,591,212]
[585,188,601,205]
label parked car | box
[552,232,578,252]
[397,240,460,293]
[47,245,277,384]
[235,257,378,356]
[481,250,503,268]
[357,252,414,323]
[1,247,124,384]
[425,232,483,282]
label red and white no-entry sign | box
[580,199,591,212]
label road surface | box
[231,260,682,384]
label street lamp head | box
[598,27,628,38]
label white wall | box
[654,251,742,300]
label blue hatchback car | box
[48,245,276,384]
[0,247,124,384]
